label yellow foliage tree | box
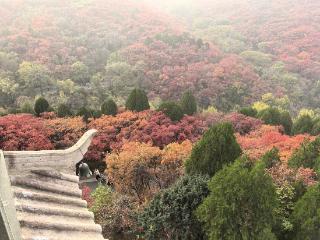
[161,140,192,187]
[106,141,192,202]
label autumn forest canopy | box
[0,0,319,113]
[1,0,320,239]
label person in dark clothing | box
[77,160,92,178]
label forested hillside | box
[1,1,320,239]
[153,0,320,111]
[3,0,319,113]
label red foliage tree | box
[237,125,312,161]
[0,114,53,150]
[238,124,317,186]
[44,117,87,149]
[81,185,93,208]
[200,112,262,135]
[86,110,206,162]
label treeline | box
[5,87,320,138]
[239,93,320,136]
[3,88,197,122]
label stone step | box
[15,197,87,216]
[27,171,80,188]
[17,211,96,228]
[11,169,80,188]
[18,215,102,233]
[15,201,94,220]
[20,227,105,240]
[30,169,79,183]
[10,175,82,198]
[13,186,87,209]
[9,168,103,239]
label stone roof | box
[0,130,104,240]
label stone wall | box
[0,150,22,240]
[0,129,100,240]
[4,129,97,175]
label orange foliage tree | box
[86,110,205,162]
[44,116,87,149]
[106,140,192,202]
[238,124,317,186]
[106,142,163,202]
[237,125,312,161]
[161,140,192,187]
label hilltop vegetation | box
[156,0,320,111]
[1,0,319,114]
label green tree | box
[68,87,90,110]
[258,107,282,126]
[158,101,184,121]
[92,109,102,119]
[261,147,281,169]
[57,103,73,117]
[239,106,257,118]
[311,119,320,135]
[180,91,197,115]
[0,74,19,107]
[291,183,320,239]
[288,137,320,170]
[280,111,293,135]
[90,73,109,103]
[125,88,150,112]
[105,62,138,96]
[258,107,292,134]
[138,175,209,240]
[273,184,295,240]
[293,115,314,135]
[194,24,247,53]
[90,186,135,239]
[71,61,90,85]
[57,79,78,96]
[34,97,50,116]
[0,107,8,116]
[20,101,35,114]
[240,50,273,67]
[90,185,113,214]
[0,51,19,72]
[196,158,278,240]
[260,93,290,111]
[18,61,52,96]
[101,99,117,116]
[76,106,92,122]
[215,86,244,112]
[185,122,242,177]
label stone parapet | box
[4,129,97,175]
[0,150,22,240]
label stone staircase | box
[10,169,104,240]
[0,129,105,240]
